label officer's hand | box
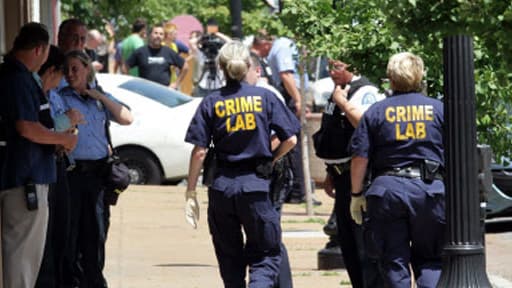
[65,109,86,126]
[332,85,350,107]
[62,133,78,152]
[323,174,335,198]
[84,89,105,101]
[185,190,200,229]
[350,195,367,225]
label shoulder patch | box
[361,92,377,105]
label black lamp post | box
[436,35,491,287]
[229,0,242,39]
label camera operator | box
[189,19,231,97]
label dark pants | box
[331,169,384,288]
[365,176,445,288]
[36,157,71,288]
[64,162,108,288]
[270,156,294,288]
[284,99,304,202]
[208,189,281,288]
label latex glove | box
[350,195,367,225]
[185,190,200,229]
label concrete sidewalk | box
[104,185,512,288]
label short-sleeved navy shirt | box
[126,45,185,86]
[350,92,444,170]
[185,81,300,192]
[0,57,56,189]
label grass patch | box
[292,272,312,277]
[321,271,341,277]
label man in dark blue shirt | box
[0,22,77,288]
[125,24,189,89]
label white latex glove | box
[350,195,367,225]
[185,190,200,229]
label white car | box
[96,73,201,184]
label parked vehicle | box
[488,160,512,217]
[97,74,201,184]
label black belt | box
[326,162,350,176]
[376,166,443,181]
[217,158,271,170]
[73,158,107,174]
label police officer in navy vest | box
[313,59,384,288]
[350,52,445,288]
[184,41,299,287]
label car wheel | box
[118,148,162,185]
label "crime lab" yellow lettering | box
[385,105,434,122]
[215,96,262,117]
[385,105,434,140]
[214,96,263,133]
[395,122,426,140]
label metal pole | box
[229,0,242,39]
[436,35,491,288]
[299,55,313,216]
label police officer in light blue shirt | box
[185,41,299,288]
[58,50,133,288]
[350,52,445,288]
[253,35,310,205]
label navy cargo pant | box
[365,176,445,288]
[208,188,282,288]
[270,155,294,288]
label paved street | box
[104,185,512,288]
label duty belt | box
[326,162,350,176]
[376,166,443,181]
[73,158,108,174]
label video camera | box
[198,33,225,60]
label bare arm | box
[332,85,364,128]
[16,120,77,151]
[351,156,369,195]
[280,72,301,116]
[214,32,232,43]
[172,61,189,89]
[270,135,280,151]
[85,89,133,125]
[186,145,207,192]
[272,135,297,165]
[121,62,129,74]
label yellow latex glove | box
[350,195,367,225]
[185,190,200,229]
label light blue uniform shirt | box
[58,84,116,161]
[267,37,309,91]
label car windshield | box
[119,79,192,108]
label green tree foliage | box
[280,0,512,160]
[61,0,284,40]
